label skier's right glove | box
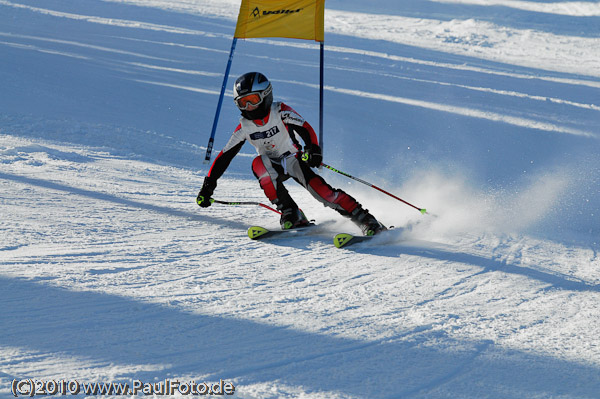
[196,176,217,208]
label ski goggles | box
[235,93,262,110]
[234,86,272,110]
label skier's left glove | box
[302,143,322,168]
[196,176,217,208]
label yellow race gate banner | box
[204,0,326,162]
[234,0,325,41]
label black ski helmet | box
[233,72,273,120]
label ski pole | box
[320,163,427,215]
[212,199,281,215]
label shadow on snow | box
[1,276,599,399]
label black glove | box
[301,143,322,168]
[196,176,217,208]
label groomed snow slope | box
[1,1,599,398]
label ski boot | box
[351,207,386,236]
[280,207,310,230]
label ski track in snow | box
[1,0,600,398]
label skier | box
[197,72,386,235]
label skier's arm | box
[197,127,245,207]
[288,123,322,167]
[207,140,244,181]
[280,103,322,167]
[280,103,319,146]
[290,122,318,147]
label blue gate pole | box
[319,40,324,153]
[204,37,238,164]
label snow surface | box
[1,0,599,398]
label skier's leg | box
[286,156,385,235]
[285,156,359,214]
[252,155,308,228]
